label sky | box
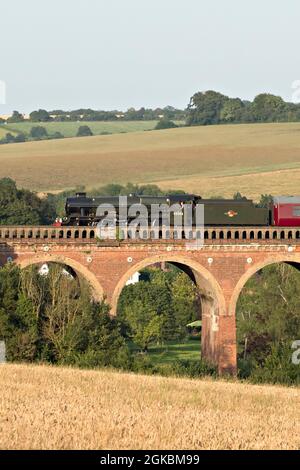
[1,0,300,113]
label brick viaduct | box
[1,225,300,375]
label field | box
[0,363,299,450]
[146,339,200,365]
[1,122,300,198]
[0,120,162,138]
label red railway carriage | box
[272,196,300,227]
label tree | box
[51,131,64,139]
[0,262,130,368]
[29,109,51,122]
[3,133,16,143]
[170,272,198,339]
[233,192,247,200]
[220,98,244,123]
[0,264,38,361]
[186,90,228,125]
[7,110,24,123]
[30,126,48,139]
[14,133,26,143]
[0,177,55,225]
[123,298,163,351]
[257,194,273,208]
[251,94,287,122]
[236,263,300,383]
[77,125,93,137]
[155,119,178,130]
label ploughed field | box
[0,363,299,450]
[1,122,300,198]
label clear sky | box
[1,0,300,113]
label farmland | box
[0,364,298,450]
[0,120,162,138]
[0,122,300,197]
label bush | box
[155,119,178,130]
[240,343,300,386]
[77,125,93,137]
[157,359,217,379]
[14,133,26,143]
[30,126,48,140]
[51,132,64,139]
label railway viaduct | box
[1,224,300,375]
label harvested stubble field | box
[0,364,299,450]
[1,122,300,198]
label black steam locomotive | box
[57,192,270,227]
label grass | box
[1,122,300,197]
[0,126,18,138]
[0,363,299,449]
[0,120,163,138]
[146,338,200,365]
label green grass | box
[0,126,18,138]
[131,338,201,365]
[0,120,174,138]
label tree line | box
[186,90,300,125]
[2,90,300,127]
[0,106,185,124]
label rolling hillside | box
[0,122,300,198]
[0,120,162,138]
[0,364,298,450]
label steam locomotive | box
[56,192,300,228]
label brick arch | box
[17,254,104,301]
[111,253,226,367]
[229,254,300,317]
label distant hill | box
[1,122,300,199]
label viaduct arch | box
[111,254,226,366]
[17,254,104,301]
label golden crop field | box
[0,364,299,450]
[0,122,300,198]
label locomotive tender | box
[58,192,300,228]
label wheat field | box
[1,122,300,197]
[0,364,299,450]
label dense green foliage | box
[29,109,51,122]
[155,119,178,130]
[186,90,300,126]
[237,264,300,385]
[118,267,199,350]
[0,178,55,225]
[30,126,48,140]
[76,125,93,137]
[7,111,24,123]
[0,263,130,369]
[0,262,214,378]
